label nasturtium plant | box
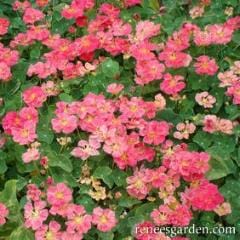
[0,0,240,239]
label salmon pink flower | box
[160,73,185,95]
[23,7,45,24]
[71,138,101,160]
[159,49,192,69]
[135,221,156,240]
[47,183,72,206]
[173,122,196,140]
[127,168,151,200]
[194,55,218,75]
[203,115,218,133]
[231,61,240,74]
[66,205,92,235]
[103,136,128,157]
[135,20,161,42]
[0,203,8,225]
[0,62,12,81]
[35,221,61,240]
[217,118,234,135]
[107,83,124,94]
[135,59,165,85]
[218,70,239,87]
[12,1,31,11]
[22,148,40,163]
[154,94,166,110]
[170,204,192,226]
[51,114,78,134]
[195,91,216,108]
[140,121,169,145]
[193,29,212,46]
[27,184,42,202]
[124,0,141,7]
[227,82,240,105]
[24,201,48,230]
[214,202,232,216]
[92,207,117,232]
[22,86,47,108]
[182,180,224,211]
[151,205,172,225]
[12,123,37,145]
[206,24,233,45]
[36,0,49,7]
[0,18,10,35]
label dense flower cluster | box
[24,182,117,239]
[0,0,239,239]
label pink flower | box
[99,3,120,18]
[170,151,210,181]
[127,168,151,200]
[27,62,56,79]
[194,55,219,76]
[92,207,117,232]
[41,81,60,96]
[23,7,45,24]
[203,115,233,134]
[159,49,192,69]
[107,83,124,94]
[218,70,239,87]
[24,201,48,230]
[51,114,78,134]
[151,205,171,225]
[2,111,23,135]
[0,48,19,67]
[214,202,232,216]
[0,18,10,35]
[203,115,218,133]
[182,180,224,211]
[135,221,156,240]
[36,0,49,7]
[130,41,157,61]
[154,94,166,110]
[12,123,37,145]
[27,184,42,202]
[62,5,83,20]
[22,148,40,163]
[193,29,212,46]
[227,82,240,105]
[231,61,240,74]
[170,204,192,226]
[35,221,61,240]
[47,183,72,206]
[71,138,101,160]
[160,73,185,95]
[195,91,216,108]
[12,1,31,11]
[103,136,128,157]
[0,203,8,225]
[135,59,165,85]
[22,86,47,108]
[124,0,141,7]
[217,118,233,135]
[0,62,12,81]
[189,5,205,19]
[166,28,190,51]
[19,107,38,123]
[173,122,196,140]
[206,24,233,45]
[135,21,160,42]
[140,121,169,145]
[66,204,92,235]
